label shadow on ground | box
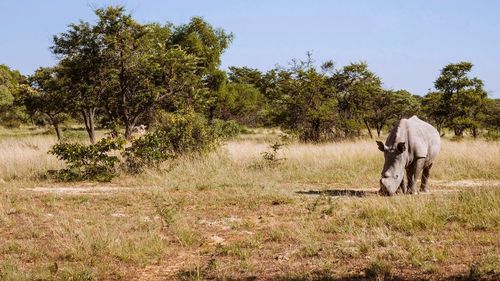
[296,189,379,197]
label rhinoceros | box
[376,116,440,196]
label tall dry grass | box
[0,130,499,188]
[125,137,500,189]
[0,136,62,182]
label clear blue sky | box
[1,0,499,98]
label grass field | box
[0,128,499,280]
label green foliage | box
[123,130,175,173]
[0,65,28,128]
[209,82,265,126]
[227,66,262,85]
[20,67,71,140]
[163,110,221,153]
[49,138,125,182]
[124,110,221,173]
[484,130,500,141]
[424,62,490,137]
[268,57,338,142]
[168,16,233,73]
[367,89,421,137]
[250,141,287,170]
[51,6,232,140]
[211,119,246,140]
[261,142,286,163]
[266,57,386,141]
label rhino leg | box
[396,176,406,194]
[400,176,407,194]
[420,163,433,192]
[407,158,425,195]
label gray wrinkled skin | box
[376,116,441,196]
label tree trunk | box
[82,108,96,144]
[454,127,464,137]
[125,124,133,140]
[54,123,63,142]
[471,127,478,138]
[376,124,382,137]
[124,116,139,140]
[363,120,373,139]
[311,119,321,142]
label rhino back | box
[406,116,441,163]
[385,116,440,166]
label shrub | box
[124,110,221,173]
[250,141,287,170]
[212,119,245,140]
[48,138,125,182]
[123,130,175,173]
[484,130,500,141]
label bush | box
[165,111,220,153]
[212,119,246,140]
[484,130,500,141]
[124,111,221,173]
[123,130,175,173]
[48,138,125,182]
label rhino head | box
[376,141,407,196]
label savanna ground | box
[0,127,499,280]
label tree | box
[483,99,500,134]
[44,7,233,140]
[20,67,70,141]
[0,65,28,128]
[52,21,105,143]
[422,91,447,134]
[368,89,420,137]
[432,62,489,137]
[331,62,383,138]
[268,57,338,142]
[227,66,263,85]
[221,82,264,125]
[167,17,233,74]
[94,6,165,139]
[166,17,233,120]
[219,66,265,125]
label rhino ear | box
[376,141,386,152]
[397,142,406,153]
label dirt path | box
[25,185,136,195]
[23,179,500,196]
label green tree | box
[223,82,264,125]
[167,17,233,74]
[422,91,447,134]
[432,62,489,137]
[94,6,165,139]
[368,89,421,137]
[227,66,263,85]
[0,65,28,128]
[20,67,70,141]
[483,99,500,134]
[166,17,233,120]
[331,62,383,138]
[52,21,105,143]
[269,58,338,142]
